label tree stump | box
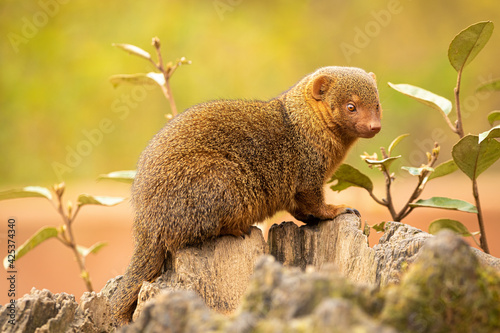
[133,226,267,320]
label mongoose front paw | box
[239,227,253,239]
[343,207,361,217]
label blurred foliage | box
[1,0,500,186]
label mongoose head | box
[307,66,381,139]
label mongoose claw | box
[344,208,361,217]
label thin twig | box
[394,143,439,221]
[151,37,178,117]
[368,191,387,207]
[378,147,398,220]
[454,68,487,252]
[54,192,93,292]
[472,179,489,253]
[454,69,465,138]
[383,168,398,220]
[164,80,178,116]
[441,109,459,135]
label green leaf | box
[98,170,136,184]
[112,43,152,61]
[478,124,500,143]
[409,197,477,213]
[452,134,500,180]
[145,72,166,86]
[477,79,500,92]
[0,186,52,201]
[77,194,125,207]
[109,72,165,88]
[328,164,373,192]
[3,226,59,269]
[428,219,474,237]
[448,21,494,72]
[401,166,434,177]
[487,111,500,126]
[364,156,401,172]
[388,134,410,156]
[372,222,386,232]
[427,159,458,181]
[388,82,452,116]
[77,241,108,258]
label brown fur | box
[110,66,381,323]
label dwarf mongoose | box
[111,66,382,322]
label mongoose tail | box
[110,235,165,324]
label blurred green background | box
[1,0,500,187]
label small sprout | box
[432,144,440,157]
[152,36,161,48]
[67,200,73,219]
[361,152,378,161]
[53,182,65,198]
[80,270,90,280]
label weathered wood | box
[269,215,500,287]
[132,226,267,320]
[269,214,378,284]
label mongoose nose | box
[370,124,381,134]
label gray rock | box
[72,292,115,332]
[237,256,394,333]
[0,289,76,333]
[373,221,432,286]
[119,290,226,333]
[0,288,115,333]
[381,230,500,332]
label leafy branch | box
[1,183,124,291]
[329,135,469,223]
[110,37,191,119]
[330,21,500,254]
[99,38,190,184]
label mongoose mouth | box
[359,125,381,138]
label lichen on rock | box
[381,230,500,332]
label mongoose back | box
[111,66,381,323]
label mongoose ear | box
[368,72,377,82]
[312,75,330,101]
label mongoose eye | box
[347,103,357,112]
